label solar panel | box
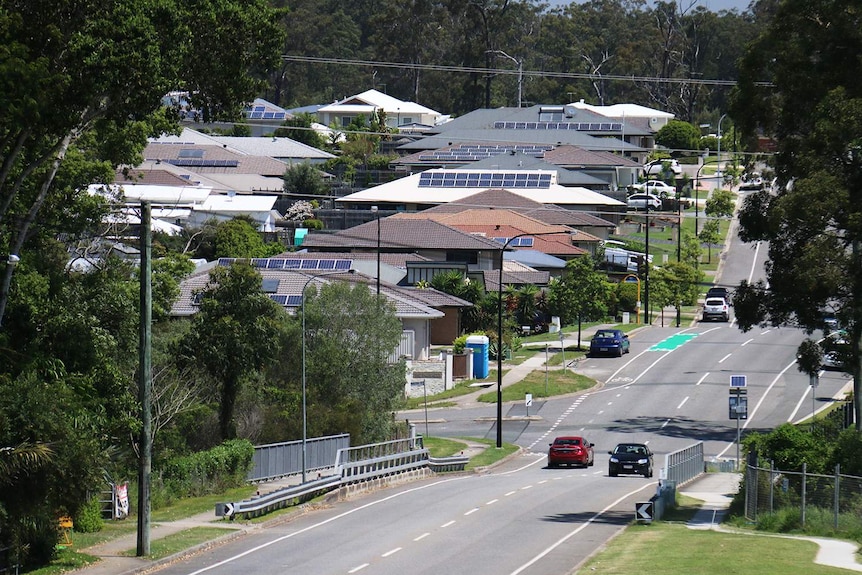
[261,278,280,293]
[283,259,301,269]
[250,258,268,268]
[335,260,352,270]
[250,112,263,119]
[270,294,288,305]
[317,259,336,270]
[254,106,265,112]
[178,148,204,158]
[300,259,318,269]
[274,112,287,120]
[287,295,303,306]
[217,258,233,266]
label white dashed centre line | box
[677,396,689,409]
[486,499,499,505]
[464,508,479,516]
[441,520,455,528]
[505,491,516,497]
[719,353,732,363]
[414,533,430,541]
[381,548,401,558]
[348,564,369,573]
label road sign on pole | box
[730,375,747,388]
[636,501,653,523]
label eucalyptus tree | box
[732,0,862,429]
[0,0,285,326]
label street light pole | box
[301,269,353,483]
[371,206,380,299]
[717,114,727,187]
[644,201,650,325]
[495,230,560,448]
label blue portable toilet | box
[466,335,490,379]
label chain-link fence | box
[745,456,862,529]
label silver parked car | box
[627,193,662,211]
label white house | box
[316,89,443,130]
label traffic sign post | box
[525,393,533,417]
[729,375,748,470]
[635,501,653,523]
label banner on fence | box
[114,483,129,519]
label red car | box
[548,436,595,468]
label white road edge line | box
[509,483,656,575]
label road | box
[153,190,852,575]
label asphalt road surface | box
[152,187,852,575]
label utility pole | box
[136,202,152,556]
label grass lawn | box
[579,520,847,575]
[402,370,505,409]
[476,370,597,402]
[120,526,238,560]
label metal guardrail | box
[664,441,704,487]
[216,474,342,519]
[249,434,350,482]
[217,439,469,519]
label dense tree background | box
[270,0,762,120]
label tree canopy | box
[732,0,862,429]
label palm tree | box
[0,442,53,486]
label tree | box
[549,257,611,347]
[732,0,862,429]
[699,219,721,264]
[275,113,325,148]
[284,162,329,196]
[705,189,735,218]
[198,217,285,260]
[282,281,405,444]
[0,0,285,327]
[180,262,289,440]
[655,120,701,152]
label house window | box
[446,252,477,265]
[341,116,353,127]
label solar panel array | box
[269,294,304,306]
[493,237,535,247]
[418,144,553,162]
[218,258,353,271]
[167,159,239,168]
[244,105,288,121]
[493,121,622,131]
[417,172,552,189]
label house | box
[301,218,504,273]
[392,144,641,193]
[316,89,443,130]
[170,257,473,359]
[395,104,649,160]
[391,208,598,260]
[403,188,617,240]
[334,168,626,223]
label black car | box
[608,443,654,477]
[706,286,730,301]
[589,329,630,357]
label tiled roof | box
[143,143,288,176]
[543,145,642,167]
[409,189,617,228]
[302,219,503,251]
[170,263,444,320]
[448,224,587,257]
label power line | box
[281,55,768,88]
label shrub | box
[159,439,254,500]
[452,335,468,354]
[74,495,104,533]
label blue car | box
[589,329,630,357]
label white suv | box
[702,297,729,322]
[644,159,683,177]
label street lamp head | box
[371,205,378,213]
[6,254,19,267]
